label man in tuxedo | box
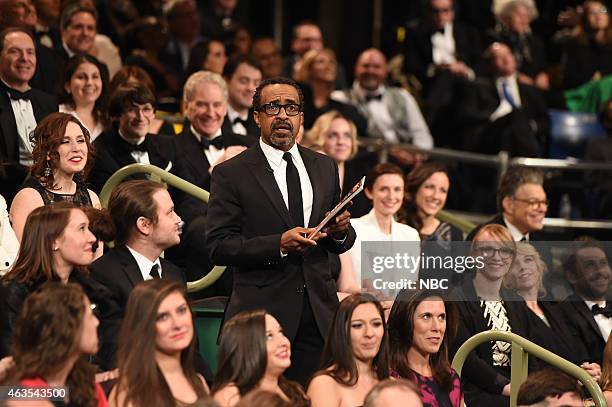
[177,71,247,192]
[0,27,57,204]
[91,179,185,368]
[222,54,262,145]
[558,238,612,365]
[206,77,356,385]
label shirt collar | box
[353,81,385,101]
[259,138,300,168]
[62,41,76,58]
[227,105,248,122]
[190,125,222,143]
[125,245,161,280]
[503,216,528,241]
[584,299,607,309]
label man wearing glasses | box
[467,166,548,242]
[206,77,356,385]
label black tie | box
[283,152,303,227]
[233,117,248,127]
[127,140,148,153]
[5,87,31,101]
[591,304,612,318]
[201,136,224,150]
[365,94,382,102]
[150,264,161,279]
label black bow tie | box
[591,303,612,318]
[365,94,382,102]
[5,87,31,101]
[233,117,248,127]
[126,140,148,153]
[201,136,224,150]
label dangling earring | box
[44,160,51,177]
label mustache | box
[272,120,293,131]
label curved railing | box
[451,330,606,406]
[99,163,226,292]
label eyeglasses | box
[125,105,155,116]
[513,197,549,209]
[587,6,608,15]
[259,102,301,116]
[475,246,515,260]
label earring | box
[53,247,59,251]
[44,160,51,177]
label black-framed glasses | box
[259,102,301,116]
[475,245,515,260]
[512,197,549,209]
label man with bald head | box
[332,48,433,152]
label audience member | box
[234,389,292,407]
[363,378,423,407]
[332,48,433,155]
[32,0,61,48]
[2,282,107,407]
[0,194,19,276]
[90,180,185,368]
[339,163,420,291]
[0,27,58,204]
[187,39,228,76]
[10,112,100,241]
[308,294,389,407]
[198,0,249,43]
[303,110,370,217]
[558,237,612,365]
[228,25,251,59]
[213,309,307,406]
[250,37,283,79]
[517,369,584,407]
[159,0,203,77]
[451,224,532,406]
[601,334,612,406]
[109,279,210,407]
[206,77,356,385]
[222,55,262,144]
[387,290,462,406]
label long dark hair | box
[387,289,457,392]
[402,162,449,231]
[314,293,390,386]
[114,279,206,407]
[5,282,97,406]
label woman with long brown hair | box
[110,279,209,407]
[213,310,307,406]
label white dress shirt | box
[191,125,225,165]
[126,245,162,281]
[118,130,150,164]
[3,80,37,166]
[584,299,612,341]
[490,74,522,122]
[227,105,249,136]
[503,217,529,242]
[431,23,457,66]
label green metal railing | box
[99,163,226,292]
[451,330,606,406]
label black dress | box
[22,177,92,206]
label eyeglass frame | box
[512,197,549,209]
[258,102,302,116]
[124,104,156,117]
[474,245,516,260]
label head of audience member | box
[576,1,612,45]
[363,378,423,407]
[403,162,450,233]
[30,112,94,188]
[7,282,99,402]
[498,0,538,35]
[0,27,36,91]
[164,0,200,44]
[187,40,228,76]
[183,71,228,139]
[497,166,547,235]
[505,242,547,299]
[59,4,97,54]
[32,0,60,27]
[3,202,96,284]
[600,333,612,392]
[427,0,455,31]
[223,55,262,115]
[124,16,169,57]
[599,98,612,135]
[305,110,358,164]
[115,279,207,406]
[250,37,283,79]
[387,290,457,390]
[234,389,292,407]
[253,77,304,152]
[213,310,301,401]
[294,48,337,86]
[109,65,156,96]
[291,21,323,57]
[517,369,583,407]
[471,224,517,297]
[0,0,38,30]
[108,83,156,143]
[484,42,518,77]
[108,180,182,255]
[60,54,109,121]
[317,294,389,386]
[361,163,405,221]
[564,237,611,301]
[354,48,388,92]
[229,25,251,57]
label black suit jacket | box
[466,213,547,242]
[221,114,259,147]
[206,143,356,340]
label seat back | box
[549,109,606,159]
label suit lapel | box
[108,130,138,168]
[0,94,18,159]
[574,299,604,339]
[117,245,144,288]
[299,146,323,227]
[182,129,211,173]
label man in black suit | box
[91,179,185,368]
[0,27,57,204]
[206,77,356,385]
[222,55,262,145]
[177,70,248,192]
[558,238,612,365]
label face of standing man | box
[254,83,303,152]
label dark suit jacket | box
[221,114,259,147]
[206,143,356,340]
[466,213,547,242]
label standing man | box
[206,77,356,385]
[0,27,57,203]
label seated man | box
[517,369,583,407]
[251,37,283,79]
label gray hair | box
[497,0,539,25]
[497,166,545,210]
[363,379,421,407]
[182,70,228,103]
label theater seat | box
[548,110,606,159]
[192,296,227,375]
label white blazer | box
[0,195,19,275]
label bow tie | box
[6,87,31,101]
[591,303,612,318]
[233,117,248,127]
[201,136,224,150]
[126,140,148,153]
[365,94,383,102]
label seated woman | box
[212,310,307,406]
[339,163,420,292]
[0,194,18,276]
[187,39,228,76]
[450,224,532,407]
[59,54,109,142]
[0,203,100,358]
[110,279,209,406]
[2,282,107,407]
[307,293,389,407]
[387,289,462,407]
[601,337,612,406]
[10,113,100,242]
